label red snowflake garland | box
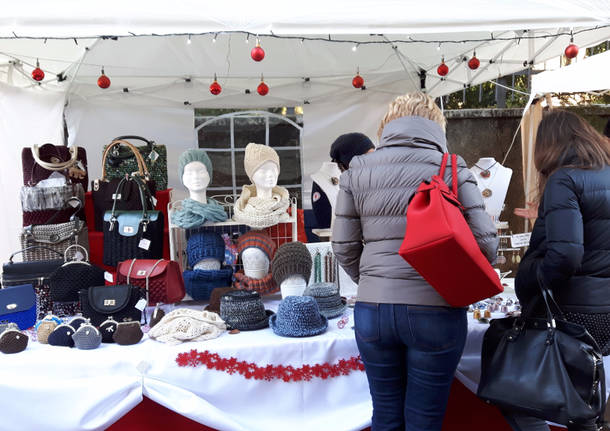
[176,349,365,382]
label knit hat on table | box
[183,267,234,301]
[304,282,346,319]
[272,241,312,286]
[236,231,276,261]
[329,133,374,170]
[178,149,213,185]
[220,290,274,331]
[187,231,226,268]
[269,296,328,337]
[244,143,280,181]
[205,287,238,313]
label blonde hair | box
[378,92,446,138]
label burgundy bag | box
[21,144,88,190]
[116,259,185,306]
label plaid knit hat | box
[269,296,328,337]
[205,287,238,313]
[220,290,274,331]
[244,143,280,181]
[187,231,226,267]
[304,282,346,319]
[272,242,312,286]
[236,231,276,261]
[179,149,213,185]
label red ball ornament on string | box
[97,68,111,89]
[251,40,265,62]
[437,59,449,77]
[564,43,579,59]
[468,55,480,70]
[210,74,222,95]
[32,66,45,82]
[257,81,269,96]
[352,74,364,89]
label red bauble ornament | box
[32,67,45,82]
[437,60,449,77]
[564,43,579,59]
[97,69,111,89]
[352,74,364,89]
[468,56,480,70]
[210,80,222,95]
[251,43,265,62]
[257,81,269,96]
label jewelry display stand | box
[470,158,512,221]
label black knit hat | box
[329,133,374,170]
[272,242,312,286]
[220,290,274,331]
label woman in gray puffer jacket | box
[332,92,498,431]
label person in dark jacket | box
[506,110,610,431]
[332,92,498,431]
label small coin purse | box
[72,321,102,350]
[36,320,59,344]
[67,316,87,330]
[48,323,75,347]
[113,321,143,345]
[99,316,118,344]
[0,324,29,354]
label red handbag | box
[116,259,184,305]
[398,153,502,307]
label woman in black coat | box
[507,110,610,431]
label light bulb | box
[352,44,358,52]
[187,35,192,45]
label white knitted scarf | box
[233,184,290,229]
[148,308,227,345]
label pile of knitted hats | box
[183,231,233,301]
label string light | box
[212,33,217,43]
[245,34,250,44]
[437,42,441,51]
[187,34,192,45]
[352,44,358,52]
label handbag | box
[102,176,164,267]
[0,325,29,354]
[398,153,502,306]
[79,284,144,327]
[477,278,606,426]
[92,139,157,232]
[0,284,37,329]
[48,245,105,303]
[103,135,168,191]
[112,321,143,345]
[116,258,185,306]
[20,182,85,212]
[21,143,88,191]
[2,246,78,318]
[20,197,89,261]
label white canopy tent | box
[1,0,610,259]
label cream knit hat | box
[244,143,280,181]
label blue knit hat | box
[178,149,213,185]
[183,267,234,301]
[269,296,328,337]
[187,231,226,267]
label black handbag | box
[102,176,164,267]
[92,139,156,232]
[48,245,105,303]
[79,284,143,327]
[2,246,78,319]
[477,277,606,426]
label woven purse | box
[20,182,85,212]
[116,258,185,306]
[103,135,167,190]
[48,245,105,303]
[79,284,143,327]
[0,325,29,354]
[21,143,88,190]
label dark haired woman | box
[506,109,610,431]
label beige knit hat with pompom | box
[244,143,280,181]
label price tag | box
[151,196,158,206]
[135,298,147,311]
[149,150,159,162]
[139,239,151,250]
[510,233,532,248]
[104,271,114,283]
[68,199,79,208]
[112,193,122,200]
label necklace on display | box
[477,165,500,198]
[474,161,498,179]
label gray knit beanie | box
[179,149,213,185]
[272,242,312,286]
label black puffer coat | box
[516,165,610,352]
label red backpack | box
[398,153,502,307]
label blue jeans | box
[354,302,467,431]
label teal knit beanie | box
[179,149,213,185]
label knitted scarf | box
[233,271,279,295]
[173,198,228,229]
[233,185,290,229]
[183,267,234,301]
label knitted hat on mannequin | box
[244,143,280,181]
[329,133,374,169]
[187,231,226,268]
[178,149,213,185]
[236,231,276,261]
[272,242,312,286]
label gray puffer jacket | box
[332,116,498,306]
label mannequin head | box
[194,258,221,271]
[280,275,307,298]
[251,161,279,199]
[183,161,210,190]
[241,247,270,279]
[179,149,213,204]
[244,143,280,199]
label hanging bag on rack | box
[48,245,105,303]
[103,135,168,191]
[116,258,184,305]
[92,139,157,232]
[477,276,606,427]
[20,196,89,261]
[103,176,164,266]
[397,153,502,306]
[21,143,88,190]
